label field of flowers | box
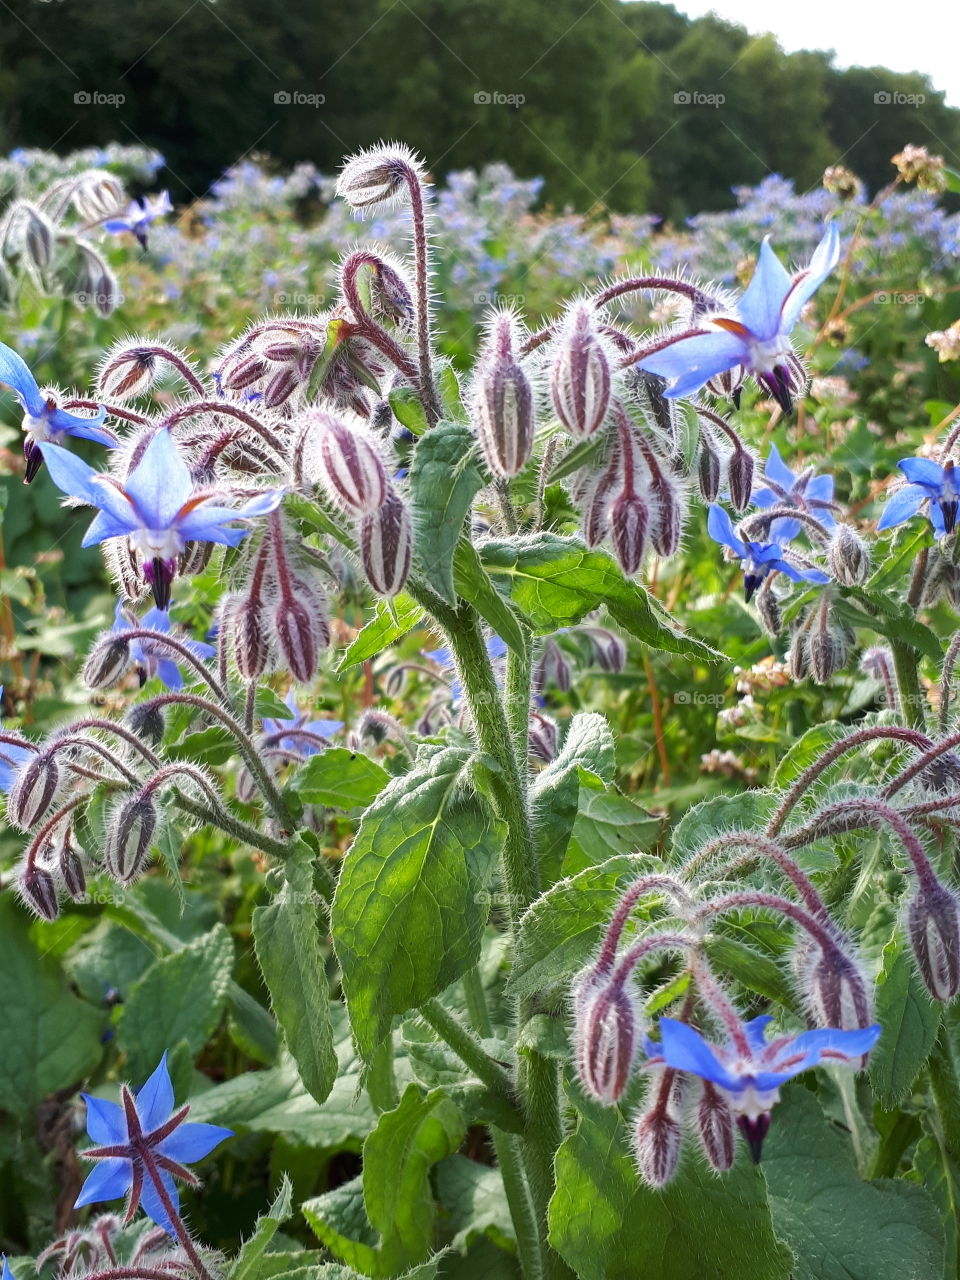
[2,139,960,1280]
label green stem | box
[366,1033,399,1114]
[420,998,516,1105]
[463,966,493,1037]
[890,639,926,729]
[520,1048,572,1279]
[505,635,533,778]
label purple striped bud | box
[809,624,847,685]
[633,1089,683,1188]
[907,879,960,1001]
[99,346,157,402]
[707,363,746,409]
[24,207,53,270]
[535,642,571,693]
[229,595,272,682]
[262,366,300,409]
[698,436,722,503]
[696,1081,736,1171]
[361,490,412,596]
[528,711,558,763]
[592,630,626,673]
[337,144,422,210]
[551,306,611,440]
[798,943,874,1037]
[647,465,683,558]
[572,968,640,1104]
[611,492,649,577]
[83,632,133,690]
[273,594,325,684]
[104,794,158,885]
[222,351,269,392]
[126,700,166,746]
[18,863,60,921]
[582,467,617,548]
[58,833,87,901]
[756,586,783,638]
[828,525,871,586]
[788,630,811,681]
[313,413,388,515]
[473,314,535,479]
[8,751,60,830]
[369,259,414,328]
[727,445,754,512]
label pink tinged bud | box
[907,879,960,1001]
[801,944,874,1036]
[273,596,322,684]
[231,597,272,682]
[756,586,783,637]
[361,490,412,596]
[316,415,388,515]
[611,491,649,577]
[788,631,811,681]
[536,642,571,693]
[583,468,617,548]
[84,633,133,690]
[370,261,414,327]
[528,711,558,763]
[24,208,53,269]
[573,971,639,1104]
[127,701,166,746]
[58,835,87,901]
[221,352,268,392]
[809,625,847,685]
[596,632,626,673]
[726,446,754,512]
[828,525,870,586]
[474,352,535,479]
[698,438,722,503]
[100,348,157,401]
[633,1099,683,1188]
[551,308,611,440]
[105,794,158,885]
[647,464,683,558]
[697,1082,736,1171]
[19,863,60,921]
[8,751,60,830]
[262,366,300,409]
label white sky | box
[669,1,959,106]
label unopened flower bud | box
[8,751,60,830]
[337,144,421,209]
[592,630,626,673]
[633,1092,683,1187]
[799,943,874,1041]
[105,794,158,885]
[58,833,87,900]
[99,346,157,401]
[788,631,811,681]
[647,465,683,558]
[809,625,846,684]
[698,437,722,503]
[126,700,166,746]
[262,366,299,409]
[706,363,745,409]
[551,306,611,440]
[572,968,640,1104]
[273,595,325,684]
[582,466,617,548]
[828,524,870,586]
[361,489,412,596]
[83,633,133,690]
[535,642,571,693]
[529,711,558,764]
[230,595,272,682]
[18,863,60,921]
[473,316,535,479]
[611,491,649,576]
[24,207,53,270]
[907,878,960,1001]
[312,413,388,515]
[696,1081,736,1171]
[727,445,754,512]
[756,586,783,637]
[221,351,268,392]
[369,259,414,327]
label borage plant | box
[3,141,960,1280]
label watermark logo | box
[274,90,326,107]
[275,290,326,307]
[674,690,726,706]
[674,90,725,108]
[874,90,925,106]
[875,291,926,305]
[74,91,125,107]
[475,290,526,307]
[474,90,526,107]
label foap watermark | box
[274,90,326,107]
[74,90,126,107]
[874,90,926,107]
[876,291,926,305]
[275,290,326,307]
[474,90,525,107]
[475,291,526,307]
[674,90,725,108]
[77,289,125,308]
[674,690,726,706]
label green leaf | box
[564,786,663,874]
[410,421,486,605]
[669,791,775,867]
[226,981,279,1065]
[254,838,338,1105]
[340,595,424,668]
[255,686,300,721]
[772,722,847,788]
[530,712,615,878]
[170,725,237,766]
[436,1153,515,1254]
[547,433,608,483]
[942,166,960,196]
[228,1174,294,1280]
[868,936,941,1109]
[291,748,390,809]
[478,533,721,660]
[0,897,103,1116]
[116,923,234,1080]
[763,1086,943,1280]
[389,386,430,436]
[510,853,660,1001]
[332,747,502,1059]
[910,1129,960,1279]
[549,1085,791,1280]
[833,590,943,663]
[453,541,528,653]
[302,1177,380,1277]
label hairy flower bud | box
[262,366,299,409]
[572,968,640,1104]
[126,700,166,747]
[907,879,960,1001]
[105,794,158,885]
[528,711,558,763]
[799,943,874,1043]
[83,633,133,690]
[473,315,535,478]
[99,346,157,402]
[361,489,412,596]
[787,630,811,681]
[698,436,722,503]
[582,465,617,548]
[727,445,754,512]
[809,624,847,685]
[592,629,626,673]
[273,595,324,684]
[756,586,783,638]
[633,1091,683,1188]
[7,751,60,830]
[696,1081,736,1171]
[221,351,268,392]
[551,306,611,440]
[18,862,60,921]
[24,207,53,270]
[535,642,571,693]
[229,595,272,682]
[336,143,422,209]
[646,458,683,557]
[611,491,649,576]
[57,833,87,901]
[312,413,388,515]
[828,524,871,586]
[369,259,414,328]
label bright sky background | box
[669,1,958,106]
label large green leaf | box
[478,533,721,660]
[116,923,234,1080]
[410,420,486,604]
[529,712,614,879]
[549,1086,791,1280]
[453,540,528,653]
[332,747,502,1059]
[763,1086,943,1280]
[563,786,663,874]
[253,838,338,1105]
[0,896,103,1115]
[868,936,941,1109]
[911,1129,960,1280]
[436,1154,516,1254]
[228,1175,294,1280]
[339,595,424,668]
[291,748,390,809]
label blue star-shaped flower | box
[0,341,112,483]
[38,429,284,608]
[104,192,173,249]
[652,1015,880,1160]
[637,224,841,412]
[752,443,836,541]
[877,457,960,539]
[112,602,216,691]
[262,688,344,757]
[707,503,829,601]
[75,1052,232,1232]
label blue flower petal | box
[48,406,112,447]
[762,443,797,492]
[780,223,841,333]
[805,473,834,504]
[706,504,748,558]
[124,430,193,529]
[0,341,45,416]
[738,238,794,339]
[37,442,106,506]
[74,1157,131,1208]
[157,1121,233,1164]
[81,508,139,548]
[768,517,802,543]
[657,1018,740,1090]
[930,499,948,539]
[156,658,183,690]
[305,718,345,738]
[639,330,748,399]
[81,1092,127,1145]
[743,1015,774,1053]
[138,1167,180,1235]
[898,457,945,489]
[777,1024,881,1067]
[877,483,928,531]
[135,1052,174,1133]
